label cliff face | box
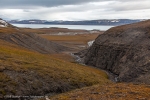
[83,20,150,84]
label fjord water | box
[12,24,114,31]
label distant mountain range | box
[8,19,147,26]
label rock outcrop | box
[82,20,150,84]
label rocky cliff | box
[82,20,150,84]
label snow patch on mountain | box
[88,40,94,47]
[0,19,8,27]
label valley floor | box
[0,26,150,100]
[38,31,150,100]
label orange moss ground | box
[0,27,19,34]
[50,53,75,62]
[21,28,88,34]
[39,33,103,51]
[0,38,109,96]
[40,33,102,44]
[50,83,150,100]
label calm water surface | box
[12,24,114,31]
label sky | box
[0,0,150,21]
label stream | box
[70,52,118,82]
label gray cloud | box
[0,0,150,20]
[0,0,105,8]
[109,0,150,11]
[1,0,150,11]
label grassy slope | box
[39,33,103,51]
[50,83,150,100]
[2,27,150,100]
[40,33,101,44]
[21,28,88,34]
[0,39,109,96]
[0,27,18,34]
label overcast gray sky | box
[0,0,150,20]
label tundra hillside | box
[0,19,109,97]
